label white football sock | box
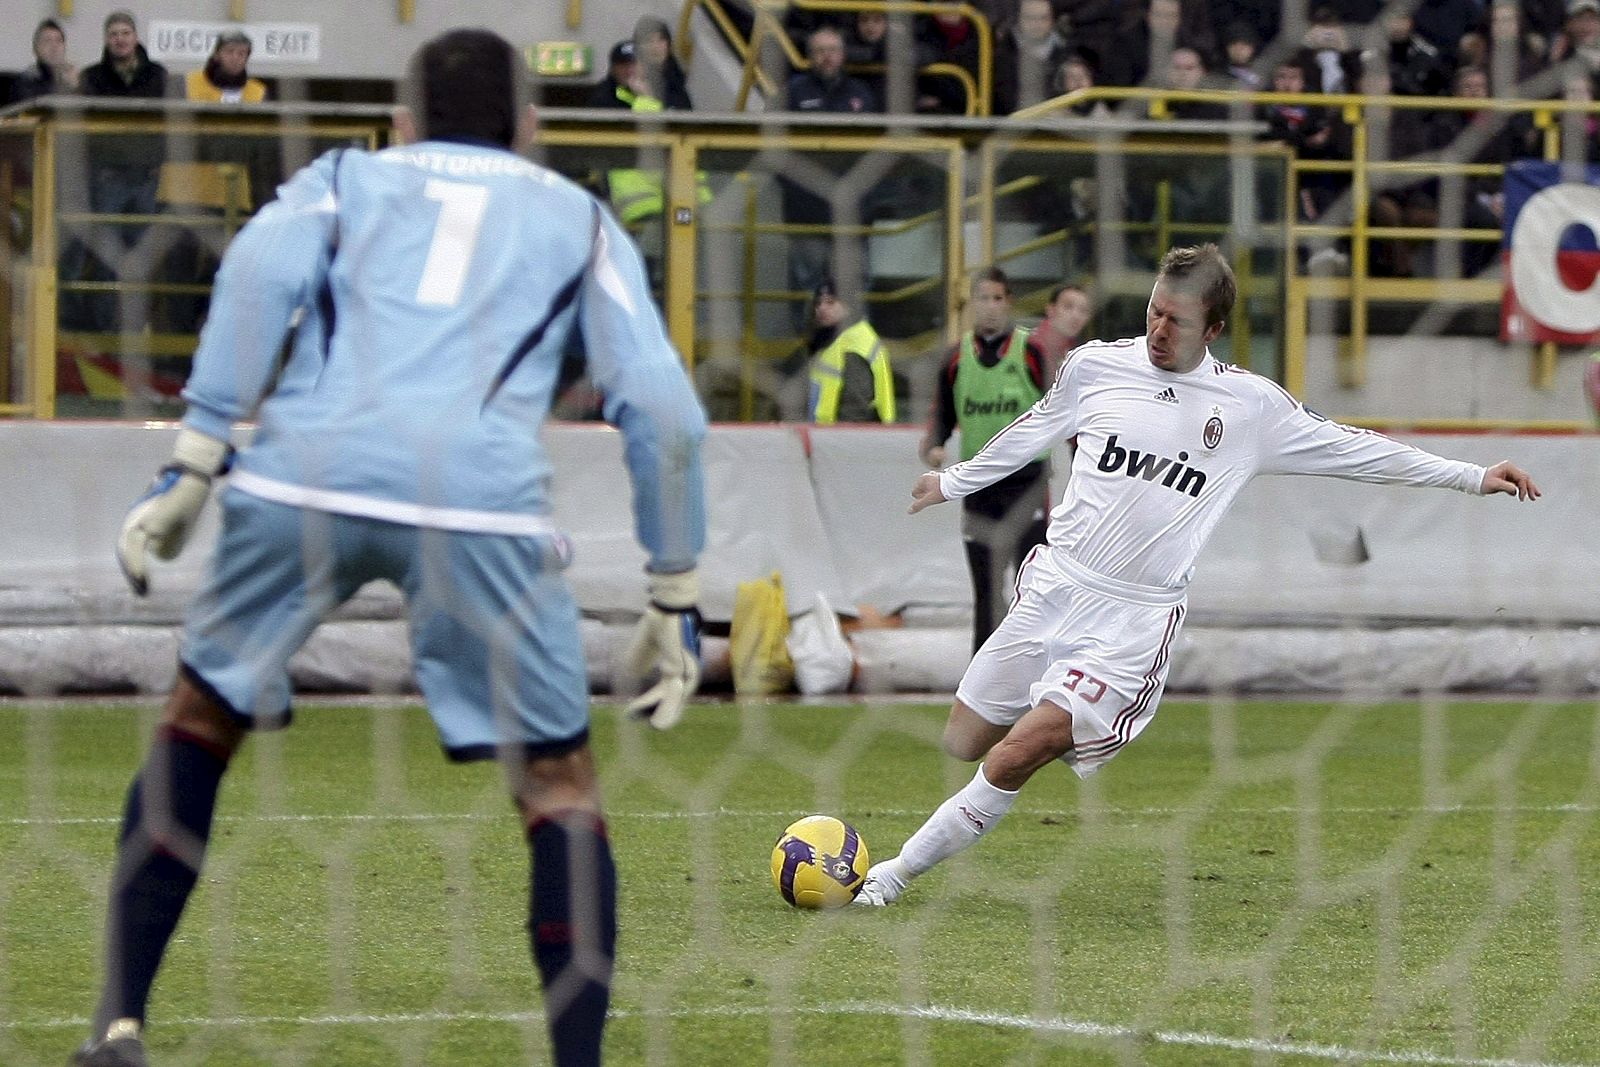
[896,763,1019,880]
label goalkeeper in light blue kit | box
[74,29,706,1067]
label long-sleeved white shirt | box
[939,338,1486,592]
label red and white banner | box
[1500,161,1600,345]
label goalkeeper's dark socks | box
[93,724,230,1032]
[527,810,617,1067]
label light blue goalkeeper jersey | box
[180,139,706,572]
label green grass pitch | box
[2,697,1598,1066]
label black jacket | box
[10,63,72,104]
[79,44,167,98]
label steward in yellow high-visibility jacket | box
[805,279,895,424]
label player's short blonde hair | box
[1157,244,1236,328]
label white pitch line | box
[856,1003,1599,1067]
[5,803,1599,829]
[4,1002,1592,1067]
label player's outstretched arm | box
[909,471,947,514]
[1480,461,1541,501]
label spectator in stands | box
[1095,0,1213,89]
[1203,0,1280,62]
[914,8,984,113]
[1361,60,1442,277]
[1381,5,1453,97]
[1027,282,1091,380]
[797,277,896,424]
[782,27,877,328]
[1156,46,1233,230]
[1160,45,1229,118]
[1550,0,1600,77]
[1052,0,1120,83]
[165,31,268,332]
[1425,64,1538,274]
[785,5,850,56]
[1298,6,1362,94]
[1525,0,1573,47]
[1100,0,1181,87]
[1559,64,1600,160]
[1460,1,1550,95]
[1411,0,1484,63]
[994,0,1071,115]
[185,31,266,103]
[79,10,168,98]
[1055,48,1111,116]
[590,39,647,109]
[787,25,877,113]
[1223,22,1264,89]
[847,8,920,111]
[1260,58,1346,234]
[634,16,693,111]
[68,11,170,333]
[920,267,1050,654]
[846,8,890,101]
[11,18,77,103]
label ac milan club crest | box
[1203,408,1224,450]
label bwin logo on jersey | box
[1097,434,1208,497]
[962,396,1024,418]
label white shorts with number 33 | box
[955,547,1187,778]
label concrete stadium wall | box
[1303,337,1594,425]
[1,421,1593,625]
[0,422,1595,698]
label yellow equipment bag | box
[730,572,795,696]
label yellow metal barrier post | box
[31,119,57,418]
[1534,106,1559,389]
[946,142,965,347]
[976,138,995,273]
[667,136,700,370]
[1231,243,1252,370]
[1344,102,1368,388]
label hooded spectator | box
[634,15,693,110]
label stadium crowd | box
[769,0,1600,117]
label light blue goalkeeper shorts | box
[180,487,588,761]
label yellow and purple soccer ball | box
[770,815,869,909]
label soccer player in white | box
[856,243,1540,907]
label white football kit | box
[941,338,1486,775]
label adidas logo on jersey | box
[1153,387,1178,404]
[1097,434,1208,497]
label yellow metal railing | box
[732,0,992,116]
[0,99,389,417]
[0,102,1293,420]
[1020,85,1600,395]
[9,91,1590,426]
[678,0,782,102]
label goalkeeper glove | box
[116,428,232,596]
[622,569,702,730]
